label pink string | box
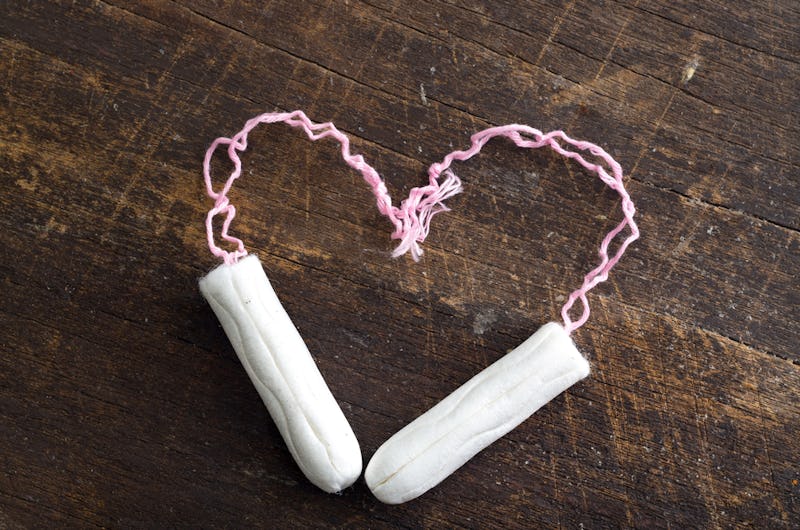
[203,110,462,264]
[203,113,638,334]
[429,124,639,334]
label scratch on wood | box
[108,35,195,223]
[598,364,637,528]
[533,0,576,67]
[561,391,590,513]
[627,88,677,180]
[421,258,435,360]
[15,177,38,192]
[593,1,638,82]
[338,18,388,105]
[199,37,243,107]
[754,385,790,523]
[691,394,722,528]
[461,253,477,306]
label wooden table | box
[2,1,797,527]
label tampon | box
[199,255,361,493]
[365,322,590,504]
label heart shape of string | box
[203,110,639,333]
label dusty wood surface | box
[1,0,798,528]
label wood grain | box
[1,0,797,527]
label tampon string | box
[203,110,462,264]
[426,124,640,333]
[203,112,638,333]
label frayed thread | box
[203,110,461,264]
[203,113,639,333]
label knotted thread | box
[203,110,461,264]
[203,112,638,334]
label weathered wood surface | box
[1,1,797,527]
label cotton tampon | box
[199,255,361,493]
[200,113,640,502]
[365,322,590,504]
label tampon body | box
[365,322,590,504]
[199,255,361,493]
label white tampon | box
[199,255,361,493]
[365,322,590,504]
